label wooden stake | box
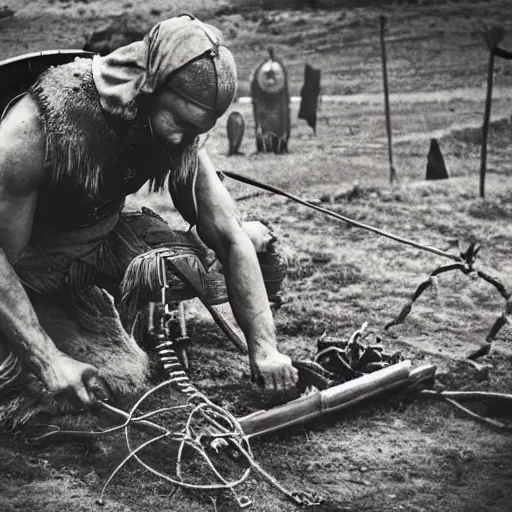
[379,15,397,184]
[240,360,414,438]
[480,49,495,198]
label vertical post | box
[480,49,495,198]
[379,15,397,184]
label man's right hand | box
[40,352,110,407]
[250,345,299,392]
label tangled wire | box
[29,249,322,509]
[293,322,404,392]
[95,335,321,508]
[383,241,512,360]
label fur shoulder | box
[30,59,118,198]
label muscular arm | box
[194,149,297,390]
[0,95,106,404]
[0,95,52,367]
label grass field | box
[2,1,512,511]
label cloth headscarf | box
[92,14,235,120]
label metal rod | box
[480,48,495,198]
[178,301,187,338]
[379,15,397,184]
[223,171,461,262]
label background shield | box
[226,111,245,155]
[251,50,291,154]
[298,63,321,134]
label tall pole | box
[379,15,397,184]
[479,24,504,198]
[480,48,495,198]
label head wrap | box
[92,14,236,120]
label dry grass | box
[3,1,512,511]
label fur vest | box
[29,58,197,230]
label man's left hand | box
[251,347,299,392]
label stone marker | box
[227,111,245,156]
[426,138,449,180]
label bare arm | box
[0,95,53,369]
[194,149,297,391]
[0,95,107,404]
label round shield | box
[251,52,290,154]
[0,50,95,118]
[256,60,286,95]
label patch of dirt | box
[3,1,512,511]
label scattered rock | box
[281,216,299,224]
[215,4,239,16]
[304,197,322,205]
[83,16,148,55]
[380,190,394,202]
[319,184,382,204]
[319,193,334,203]
[83,471,99,486]
[0,5,15,19]
[311,252,332,264]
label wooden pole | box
[239,361,414,438]
[480,49,495,198]
[204,303,248,354]
[379,15,397,184]
[52,363,438,442]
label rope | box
[222,171,461,262]
[24,247,322,507]
[98,252,324,507]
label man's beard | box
[165,135,201,224]
[148,133,199,193]
[167,134,200,185]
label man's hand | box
[40,353,110,407]
[251,346,299,392]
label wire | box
[222,170,461,262]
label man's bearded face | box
[149,87,217,147]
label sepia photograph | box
[0,0,512,510]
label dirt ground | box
[2,0,512,511]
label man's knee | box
[242,222,288,301]
[241,221,276,253]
